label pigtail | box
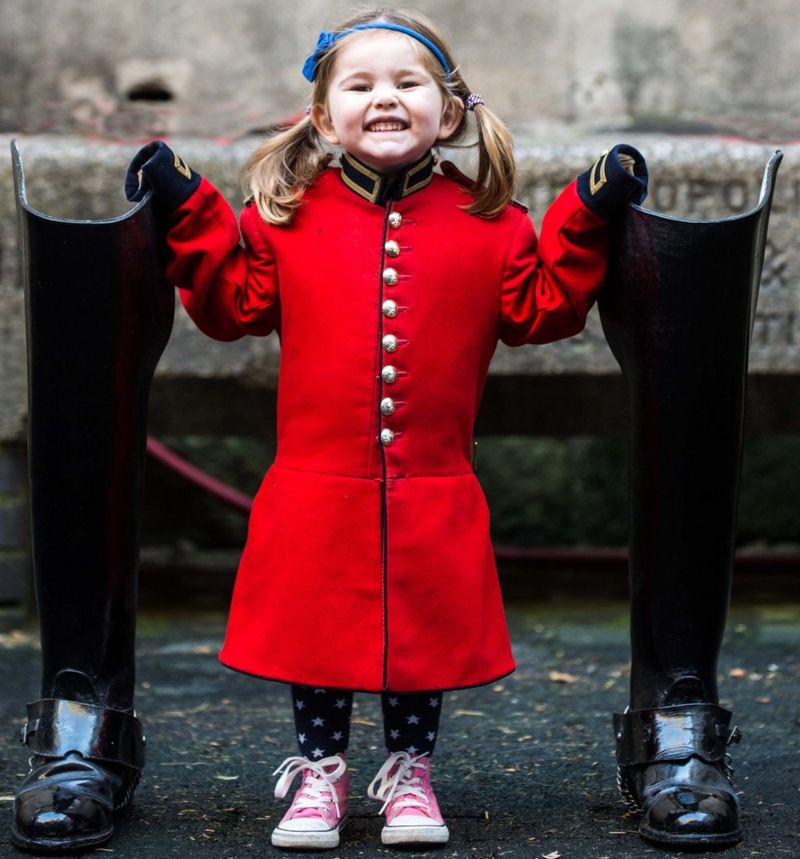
[464,102,516,219]
[439,58,517,219]
[242,117,329,226]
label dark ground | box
[0,599,798,859]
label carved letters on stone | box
[513,160,799,373]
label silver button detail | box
[388,212,402,229]
[382,334,398,353]
[380,428,395,446]
[385,240,400,258]
[382,299,398,318]
[383,268,399,286]
[381,365,398,384]
[380,397,396,416]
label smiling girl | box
[126,7,647,851]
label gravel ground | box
[0,601,798,859]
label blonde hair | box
[243,8,516,224]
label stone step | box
[1,134,797,442]
[0,444,29,606]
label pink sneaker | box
[367,751,449,845]
[270,754,348,849]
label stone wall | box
[1,0,799,443]
[1,0,799,140]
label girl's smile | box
[366,119,408,132]
[311,31,461,173]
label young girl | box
[126,7,647,850]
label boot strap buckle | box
[20,699,145,770]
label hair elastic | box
[464,93,485,111]
[302,23,452,83]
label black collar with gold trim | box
[339,151,434,206]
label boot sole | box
[10,824,113,853]
[640,822,742,847]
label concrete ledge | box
[0,556,28,605]
[2,134,798,442]
[0,446,26,493]
[0,445,28,605]
[0,504,25,549]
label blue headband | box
[302,23,452,83]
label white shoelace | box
[273,754,346,817]
[367,751,433,815]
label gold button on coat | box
[382,334,398,352]
[380,397,396,416]
[388,212,402,229]
[385,240,400,258]
[380,428,395,446]
[383,268,399,286]
[381,365,398,384]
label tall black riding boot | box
[599,151,782,848]
[10,142,174,852]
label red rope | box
[146,436,253,513]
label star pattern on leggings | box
[292,686,351,759]
[293,686,442,762]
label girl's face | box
[311,31,461,173]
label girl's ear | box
[437,96,464,143]
[310,104,339,145]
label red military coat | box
[166,151,609,692]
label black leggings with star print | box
[290,685,442,760]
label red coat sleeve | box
[498,180,609,346]
[166,178,280,342]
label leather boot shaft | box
[13,141,174,709]
[600,152,782,707]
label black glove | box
[125,141,201,209]
[576,143,648,218]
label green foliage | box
[738,435,800,544]
[476,436,629,546]
[141,433,800,550]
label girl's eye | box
[398,81,419,89]
[349,84,371,92]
